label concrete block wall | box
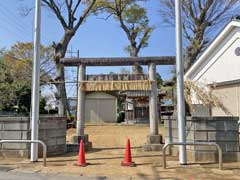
[164,116,240,162]
[0,117,29,157]
[0,116,67,158]
[38,116,67,156]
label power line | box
[0,2,49,45]
[0,14,30,41]
[0,10,30,40]
[0,23,26,42]
[0,3,32,35]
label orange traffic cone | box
[77,140,87,166]
[121,139,135,167]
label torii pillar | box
[71,64,92,151]
[143,63,163,151]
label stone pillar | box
[149,63,159,135]
[143,63,163,151]
[77,64,85,136]
[70,64,92,151]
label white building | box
[185,19,240,117]
[85,92,117,123]
[68,92,117,123]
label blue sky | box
[0,0,175,97]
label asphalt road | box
[0,171,145,180]
[0,171,111,180]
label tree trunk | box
[53,30,75,117]
[55,63,70,117]
[130,46,143,74]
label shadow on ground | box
[136,165,180,180]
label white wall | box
[85,92,117,123]
[185,23,240,117]
[211,84,240,117]
[194,30,240,84]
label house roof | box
[184,20,240,80]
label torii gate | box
[61,56,175,150]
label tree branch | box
[136,28,151,54]
[72,0,82,16]
[42,0,68,29]
[73,0,96,31]
[65,0,72,27]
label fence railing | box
[0,140,47,166]
[162,142,223,170]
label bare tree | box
[21,0,97,117]
[95,0,154,73]
[160,0,240,71]
[184,80,232,115]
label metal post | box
[175,0,187,164]
[30,0,41,162]
[149,63,159,135]
[77,64,86,136]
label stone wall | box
[0,116,67,158]
[164,116,240,162]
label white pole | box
[30,0,41,162]
[175,0,187,164]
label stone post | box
[77,64,85,136]
[149,63,159,135]
[70,64,92,151]
[143,63,163,151]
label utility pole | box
[175,0,187,164]
[76,50,80,120]
[30,0,41,162]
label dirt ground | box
[1,124,240,180]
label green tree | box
[0,42,52,113]
[94,0,154,73]
[0,58,32,113]
[0,58,14,111]
[39,97,47,114]
[159,0,239,71]
[156,72,163,88]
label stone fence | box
[164,116,240,162]
[0,116,67,158]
